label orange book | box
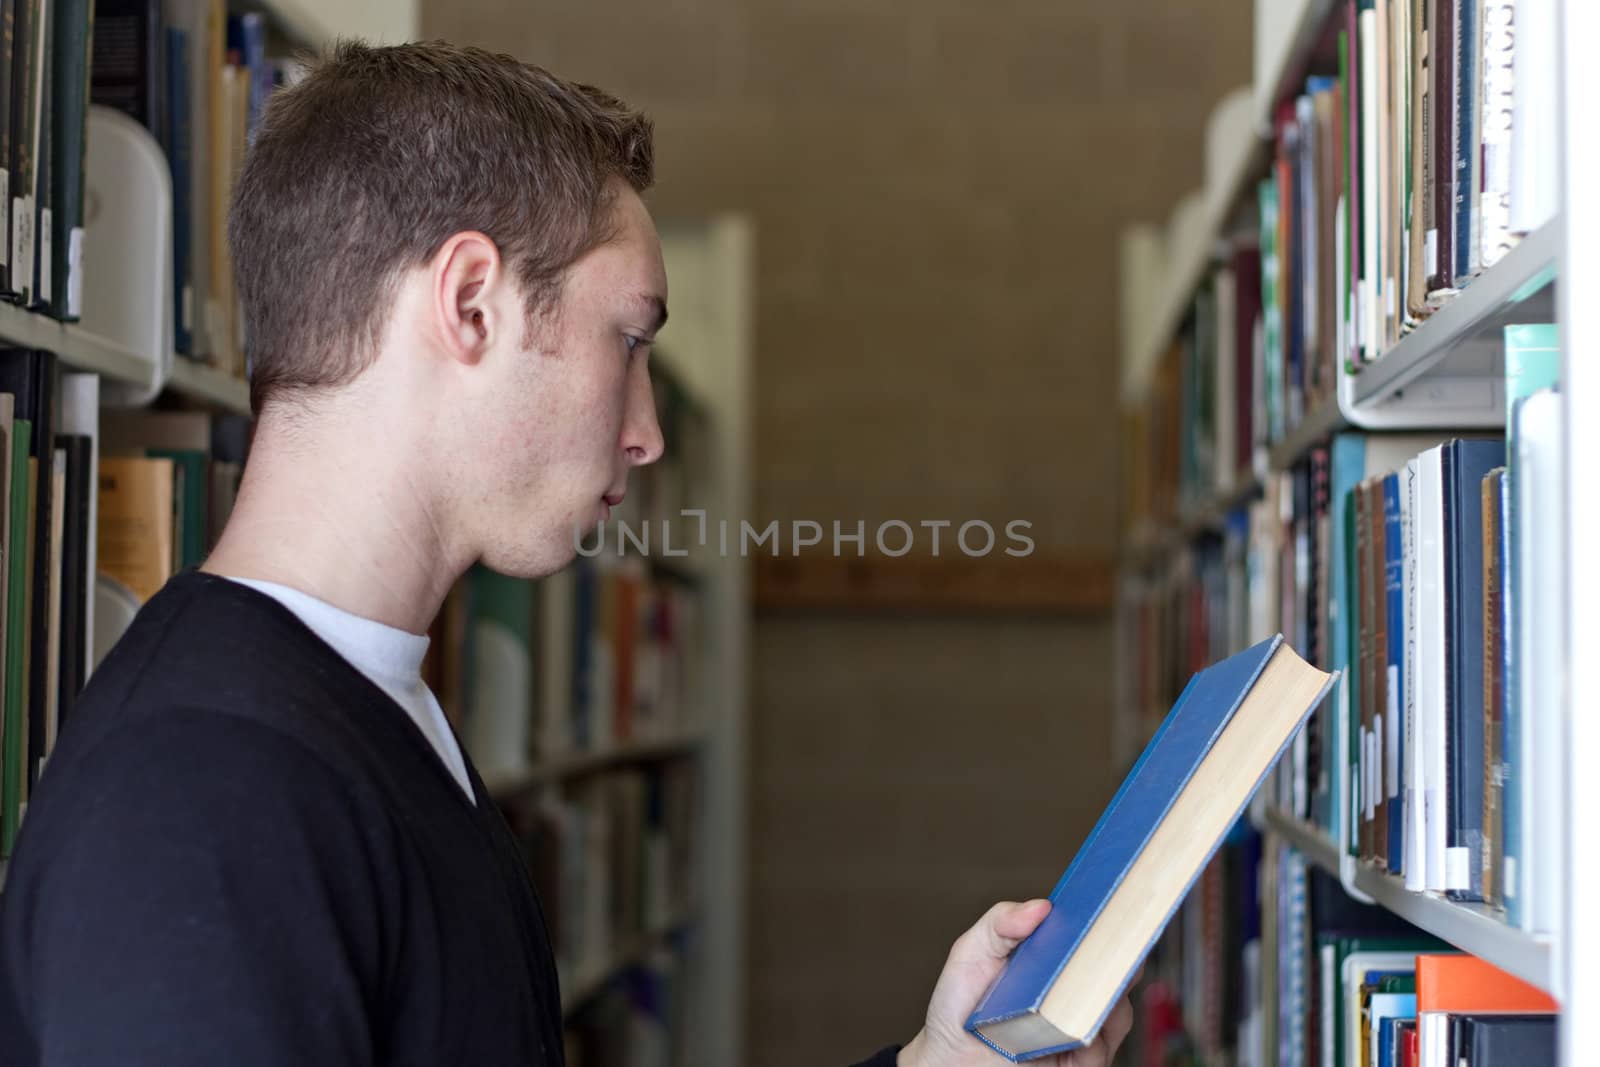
[1420,953,1555,1062]
[1415,954,1558,1014]
[1416,953,1557,1066]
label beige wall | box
[420,2,1252,1061]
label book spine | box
[8,0,35,301]
[28,0,49,313]
[49,0,90,321]
[1428,0,1455,292]
[24,353,52,791]
[1403,460,1425,890]
[167,26,191,353]
[1360,2,1380,361]
[1452,0,1478,282]
[1370,478,1390,868]
[1406,0,1430,319]
[1481,468,1503,909]
[1383,473,1405,873]
[0,417,29,855]
[1478,0,1515,268]
[1355,478,1373,860]
[0,0,12,291]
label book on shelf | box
[441,555,704,787]
[1416,953,1557,1066]
[967,634,1335,1061]
[84,0,306,361]
[1123,389,1566,933]
[0,350,53,812]
[0,356,101,855]
[563,944,688,1067]
[500,760,699,1015]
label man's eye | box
[624,335,649,358]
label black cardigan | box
[0,573,903,1066]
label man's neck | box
[202,403,467,636]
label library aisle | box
[0,0,1590,1066]
[1117,0,1593,1064]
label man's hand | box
[898,900,1136,1067]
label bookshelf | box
[1348,220,1558,409]
[484,729,706,801]
[560,901,699,1019]
[0,300,252,416]
[0,304,158,390]
[1258,807,1553,993]
[0,0,753,1061]
[1117,0,1591,1062]
[166,359,252,416]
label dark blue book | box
[1453,0,1479,281]
[1458,1014,1557,1064]
[225,12,268,142]
[1443,439,1506,901]
[570,557,595,749]
[1382,472,1405,873]
[965,635,1335,1060]
[165,26,191,355]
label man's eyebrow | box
[639,294,669,334]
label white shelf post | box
[1560,0,1595,1053]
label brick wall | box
[419,2,1252,1061]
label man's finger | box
[950,899,1051,966]
[1104,996,1134,1050]
[1070,1033,1110,1067]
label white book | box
[1361,5,1381,361]
[1419,1011,1452,1067]
[1516,388,1564,933]
[1509,0,1557,233]
[1402,459,1426,890]
[1415,445,1449,892]
[1480,0,1517,266]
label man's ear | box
[431,232,503,367]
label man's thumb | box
[960,899,1051,963]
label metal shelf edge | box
[1351,866,1555,995]
[1352,221,1562,406]
[485,729,706,800]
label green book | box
[2,418,31,855]
[49,0,91,319]
[1501,323,1560,925]
[148,449,207,570]
[1323,934,1449,1067]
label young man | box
[0,41,1132,1067]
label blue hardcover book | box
[1501,325,1559,927]
[1382,473,1405,873]
[166,26,192,357]
[226,13,270,142]
[1442,439,1506,901]
[965,635,1335,1060]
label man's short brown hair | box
[229,39,655,414]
